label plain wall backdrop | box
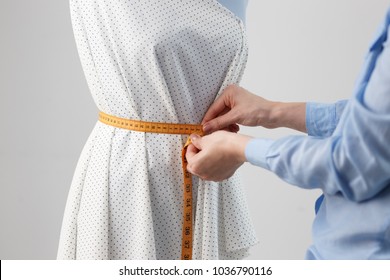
[0,0,389,259]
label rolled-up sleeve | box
[244,23,390,202]
[306,100,348,137]
[245,100,348,169]
[246,92,390,202]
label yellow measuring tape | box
[99,111,204,260]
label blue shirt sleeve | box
[306,100,348,137]
[245,24,390,203]
[246,97,390,202]
[245,100,349,167]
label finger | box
[186,143,199,161]
[202,111,236,134]
[202,92,230,125]
[190,134,203,150]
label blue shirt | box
[245,8,390,259]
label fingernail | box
[190,134,200,141]
[203,123,211,133]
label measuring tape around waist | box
[99,111,204,260]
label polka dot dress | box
[57,0,258,260]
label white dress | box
[58,0,258,260]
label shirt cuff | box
[306,101,348,137]
[244,138,275,170]
[306,102,336,137]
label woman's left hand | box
[186,131,253,181]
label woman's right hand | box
[202,84,307,134]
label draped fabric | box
[57,0,258,260]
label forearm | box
[202,85,346,135]
[202,86,308,133]
[267,100,348,136]
[245,95,390,202]
[268,102,307,133]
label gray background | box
[0,0,388,259]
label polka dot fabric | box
[58,0,258,260]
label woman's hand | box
[202,84,307,134]
[186,131,253,181]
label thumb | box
[185,143,199,162]
[190,134,203,150]
[203,111,236,134]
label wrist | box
[265,101,284,128]
[230,134,253,163]
[269,102,307,132]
